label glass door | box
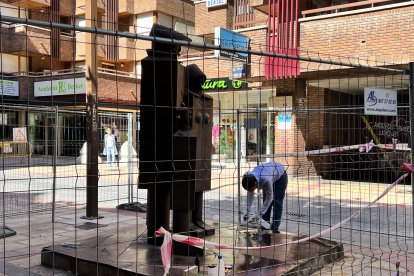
[28,112,45,155]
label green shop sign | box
[34,78,86,97]
[202,78,247,91]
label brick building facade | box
[0,0,412,180]
[192,0,412,180]
[0,0,195,157]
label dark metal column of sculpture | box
[139,25,214,254]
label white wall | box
[136,13,195,36]
[0,3,27,18]
[75,17,86,27]
[158,13,173,29]
[135,62,142,79]
[136,13,153,35]
[173,18,195,36]
[0,54,27,73]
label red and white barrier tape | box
[155,163,412,275]
[306,140,375,155]
[306,141,410,155]
[252,141,410,159]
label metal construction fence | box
[0,7,413,276]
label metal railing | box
[302,0,413,17]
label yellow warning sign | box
[13,127,27,142]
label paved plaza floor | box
[0,155,412,275]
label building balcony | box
[118,37,135,61]
[119,0,134,17]
[3,0,50,10]
[0,25,59,58]
[2,25,74,61]
[233,0,267,29]
[135,0,194,22]
[5,66,140,103]
[59,33,75,61]
[233,13,267,29]
[76,33,135,62]
[302,0,412,18]
[75,32,106,61]
[249,0,268,13]
[75,0,105,15]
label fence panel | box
[0,5,412,276]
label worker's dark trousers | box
[262,172,288,232]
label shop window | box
[0,111,18,140]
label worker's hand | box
[248,213,259,223]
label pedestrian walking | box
[104,127,116,167]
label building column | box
[18,111,26,127]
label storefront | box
[0,73,140,158]
[27,108,135,157]
[203,77,281,160]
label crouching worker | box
[242,162,288,233]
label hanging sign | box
[34,78,86,97]
[214,27,249,61]
[206,0,227,8]
[364,87,397,116]
[0,80,19,96]
[202,78,247,91]
[13,127,27,142]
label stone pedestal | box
[76,142,102,164]
[118,141,138,164]
[41,223,343,275]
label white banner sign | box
[0,80,19,96]
[364,87,397,116]
[206,0,227,8]
[34,78,86,97]
[13,127,27,142]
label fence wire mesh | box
[0,3,412,275]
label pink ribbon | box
[306,140,375,155]
[155,227,172,276]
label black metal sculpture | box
[139,24,214,255]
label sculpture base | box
[41,223,343,275]
[172,222,215,256]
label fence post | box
[52,106,58,223]
[409,62,414,240]
[237,109,241,226]
[84,0,100,219]
[127,113,133,203]
[256,108,260,165]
